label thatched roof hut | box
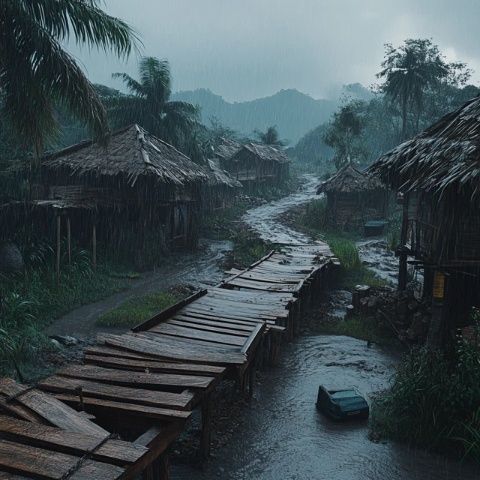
[369,96,480,199]
[215,140,290,186]
[317,163,383,194]
[214,138,242,161]
[44,124,207,188]
[40,125,209,261]
[369,97,480,342]
[317,163,387,230]
[205,159,242,189]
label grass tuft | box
[96,291,180,328]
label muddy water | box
[179,335,479,480]
[243,174,318,244]
[173,177,480,479]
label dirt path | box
[47,239,232,339]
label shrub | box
[371,341,480,462]
[327,236,362,271]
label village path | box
[47,174,321,340]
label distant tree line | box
[292,38,480,171]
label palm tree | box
[0,0,136,155]
[111,57,199,150]
[377,39,449,139]
[254,125,285,146]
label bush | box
[371,341,480,462]
[327,236,362,270]
[301,198,328,231]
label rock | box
[0,243,24,273]
[50,335,79,347]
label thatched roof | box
[369,96,480,198]
[237,143,290,165]
[206,159,242,188]
[215,138,290,165]
[44,124,208,187]
[214,138,242,160]
[317,163,383,194]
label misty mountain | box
[172,88,338,144]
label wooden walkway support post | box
[200,393,212,459]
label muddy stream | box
[173,175,480,480]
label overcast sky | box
[71,0,480,102]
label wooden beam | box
[56,214,61,285]
[67,216,71,266]
[92,223,97,272]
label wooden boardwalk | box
[0,242,336,480]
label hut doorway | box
[170,204,188,247]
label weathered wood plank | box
[149,324,246,347]
[54,395,191,422]
[38,376,195,410]
[103,333,246,366]
[0,415,148,466]
[0,379,107,437]
[0,439,124,480]
[84,354,226,377]
[57,365,215,390]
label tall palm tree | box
[378,39,449,140]
[254,125,285,146]
[0,0,136,155]
[111,57,199,150]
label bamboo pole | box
[56,215,61,285]
[67,216,71,266]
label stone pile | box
[350,284,431,343]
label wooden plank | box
[130,422,184,479]
[0,379,107,437]
[132,289,207,332]
[149,324,246,347]
[103,333,246,366]
[54,395,191,422]
[38,376,195,411]
[169,318,252,335]
[0,415,148,466]
[174,311,272,327]
[226,278,298,292]
[84,354,226,377]
[0,439,124,480]
[183,305,286,321]
[57,365,215,390]
[242,323,266,355]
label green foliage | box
[229,230,274,270]
[320,315,396,346]
[0,0,136,154]
[301,198,328,231]
[377,38,472,139]
[96,291,180,328]
[109,57,203,161]
[371,342,480,462]
[0,250,132,376]
[326,235,362,271]
[254,125,286,146]
[324,101,368,169]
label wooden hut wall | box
[326,189,386,229]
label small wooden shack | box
[214,139,290,188]
[36,124,207,266]
[317,163,387,230]
[203,159,242,211]
[370,96,480,347]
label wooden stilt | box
[66,216,71,266]
[200,393,212,459]
[56,214,61,285]
[92,223,97,272]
